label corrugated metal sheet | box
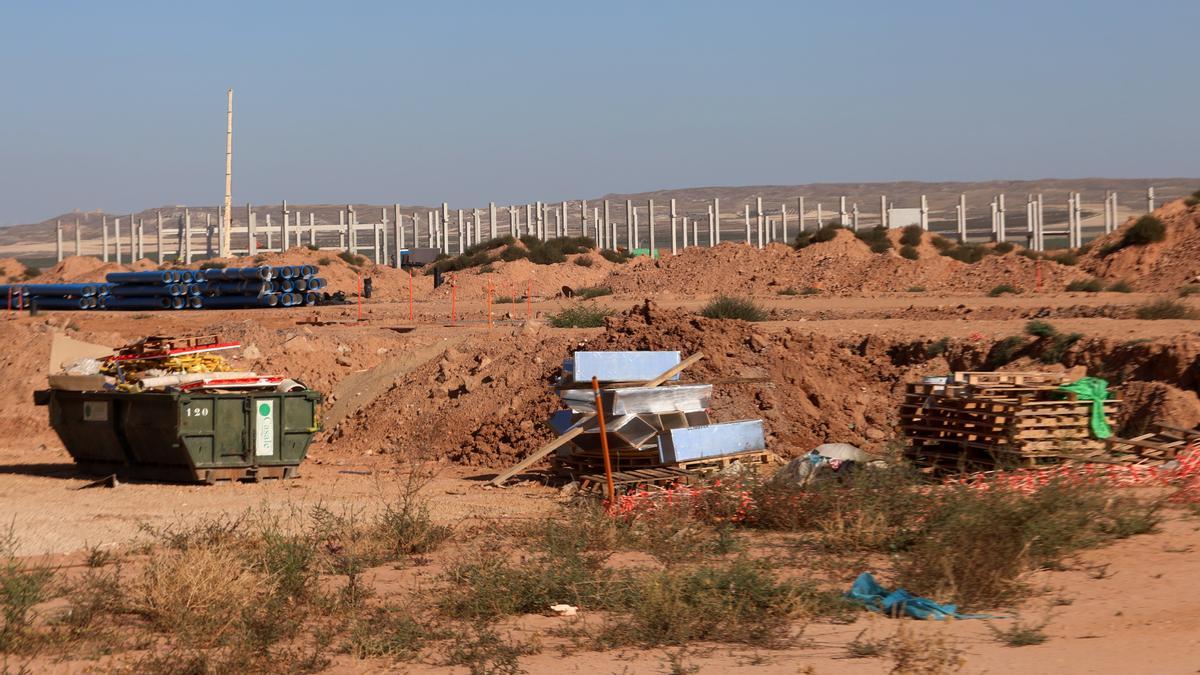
[571,351,681,383]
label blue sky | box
[1,0,1198,224]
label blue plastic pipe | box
[106,284,184,296]
[102,296,172,310]
[105,270,172,284]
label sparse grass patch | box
[1136,298,1197,320]
[1185,189,1200,207]
[845,629,888,658]
[199,261,226,270]
[1106,280,1133,293]
[941,243,990,263]
[1048,251,1077,266]
[988,616,1050,647]
[889,622,965,673]
[988,283,1020,297]
[573,255,593,267]
[1178,284,1200,297]
[548,303,613,328]
[700,295,767,321]
[0,528,55,652]
[1038,332,1082,364]
[776,286,800,296]
[343,606,430,661]
[338,251,368,267]
[477,263,494,274]
[900,244,920,260]
[1066,278,1103,292]
[441,622,539,675]
[20,265,40,280]
[576,286,612,300]
[993,241,1015,254]
[907,285,926,293]
[317,256,333,266]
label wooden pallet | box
[555,449,777,477]
[578,467,696,492]
[953,371,1067,386]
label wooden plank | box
[490,417,592,486]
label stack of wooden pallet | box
[902,371,1121,471]
[1105,424,1200,463]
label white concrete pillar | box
[591,207,599,244]
[839,196,848,229]
[55,220,63,263]
[798,197,806,232]
[781,203,788,243]
[101,216,109,263]
[852,203,860,231]
[756,196,764,248]
[647,199,655,255]
[958,194,967,242]
[632,208,640,249]
[998,194,1007,243]
[880,195,887,229]
[114,217,122,265]
[713,198,721,243]
[1036,194,1045,252]
[603,201,611,249]
[457,209,465,254]
[625,199,633,249]
[695,215,701,246]
[817,203,823,227]
[184,210,193,264]
[743,203,751,244]
[920,195,929,231]
[156,211,164,263]
[265,213,273,253]
[670,198,678,254]
[1147,187,1155,212]
[489,202,497,240]
[509,206,518,238]
[137,218,144,260]
[560,200,568,237]
[1025,199,1034,248]
[580,200,588,239]
[1111,192,1119,232]
[74,218,82,257]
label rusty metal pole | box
[592,375,615,502]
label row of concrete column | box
[52,187,1163,264]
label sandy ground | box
[1,285,1199,673]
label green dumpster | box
[39,389,322,483]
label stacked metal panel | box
[1,265,328,311]
[552,351,767,473]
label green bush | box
[855,226,893,254]
[1025,320,1058,338]
[993,241,1015,254]
[700,295,768,321]
[573,255,593,267]
[988,283,1020,297]
[777,286,820,296]
[899,224,923,247]
[20,265,40,280]
[1039,332,1083,364]
[907,285,926,293]
[317,257,333,266]
[983,335,1027,369]
[1106,280,1133,293]
[1185,190,1200,207]
[1178,284,1200,297]
[899,245,919,260]
[942,243,989,263]
[600,249,633,264]
[794,224,842,250]
[499,247,528,262]
[548,303,613,328]
[1066,278,1104,292]
[338,251,368,267]
[1135,299,1197,320]
[930,235,954,251]
[1123,215,1166,247]
[924,337,951,358]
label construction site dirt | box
[4,200,1200,673]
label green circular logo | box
[258,403,270,416]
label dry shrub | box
[888,622,964,674]
[131,545,261,647]
[0,528,55,652]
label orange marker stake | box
[593,376,615,503]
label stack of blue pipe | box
[0,265,327,311]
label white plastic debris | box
[549,604,578,617]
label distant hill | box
[3,178,1196,258]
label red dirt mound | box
[602,231,1086,296]
[1081,198,1200,291]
